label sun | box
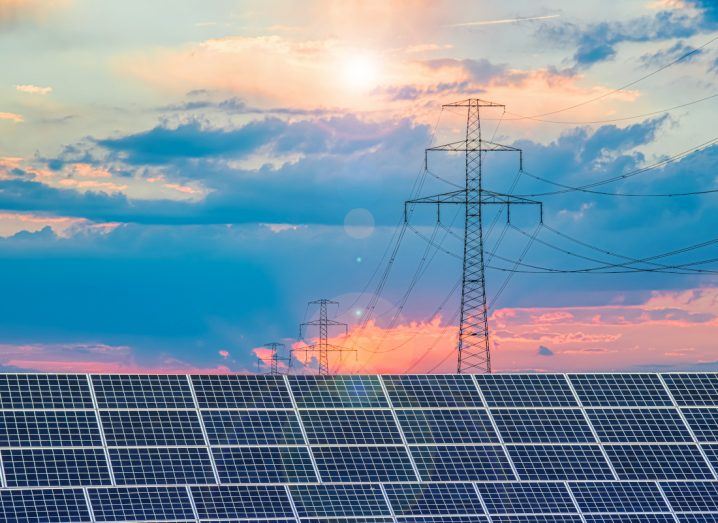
[341,53,379,91]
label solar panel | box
[192,375,293,408]
[213,446,317,483]
[301,409,402,444]
[100,409,205,446]
[384,482,485,516]
[289,484,390,518]
[491,516,583,523]
[568,481,669,513]
[583,516,675,523]
[662,373,718,406]
[109,447,215,485]
[475,374,578,407]
[700,443,718,469]
[568,374,672,406]
[396,409,499,444]
[190,485,295,519]
[678,516,718,523]
[507,445,614,480]
[91,374,194,409]
[288,375,388,408]
[312,445,417,482]
[682,408,718,442]
[2,448,112,487]
[0,488,91,523]
[491,408,595,443]
[88,486,195,522]
[605,444,714,480]
[382,375,482,407]
[397,517,489,523]
[0,411,101,447]
[0,374,92,409]
[586,408,692,442]
[659,481,718,511]
[476,482,576,514]
[410,445,515,481]
[202,410,304,445]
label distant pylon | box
[405,99,542,374]
[257,342,292,375]
[296,299,354,375]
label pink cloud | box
[0,112,23,123]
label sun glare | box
[341,53,379,91]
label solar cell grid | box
[682,408,718,442]
[0,488,91,523]
[491,516,583,523]
[568,481,669,513]
[475,374,578,407]
[2,448,111,487]
[289,484,390,517]
[384,482,485,516]
[301,409,402,445]
[700,443,718,469]
[396,409,499,444]
[476,482,576,514]
[313,445,417,482]
[100,409,205,446]
[662,374,718,406]
[397,518,489,523]
[91,374,194,409]
[0,411,101,447]
[202,410,305,445]
[678,516,718,523]
[190,485,295,519]
[569,374,672,407]
[659,481,718,511]
[583,516,675,523]
[109,446,215,485]
[586,408,692,443]
[213,446,317,483]
[192,375,293,409]
[605,444,714,480]
[88,486,195,522]
[382,375,482,407]
[288,375,388,408]
[491,408,596,443]
[410,445,515,481]
[0,374,92,409]
[507,444,614,480]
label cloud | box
[537,345,555,356]
[0,112,23,123]
[15,84,52,95]
[639,40,703,68]
[0,0,68,28]
[447,14,561,28]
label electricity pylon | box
[257,342,292,375]
[296,299,354,375]
[405,99,542,374]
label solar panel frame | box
[91,375,194,409]
[475,374,578,407]
[0,410,102,447]
[662,374,718,406]
[109,446,216,485]
[383,482,485,516]
[382,375,483,408]
[88,486,196,522]
[491,408,596,443]
[289,484,391,518]
[507,444,614,481]
[0,374,93,409]
[192,375,294,409]
[0,488,92,523]
[659,481,718,512]
[586,408,693,443]
[604,444,715,480]
[300,409,403,445]
[213,446,318,484]
[410,445,515,481]
[100,409,205,446]
[396,408,499,444]
[312,445,418,482]
[476,482,576,514]
[288,375,389,408]
[568,481,670,513]
[202,409,305,445]
[190,484,295,519]
[568,374,673,407]
[2,448,112,487]
[681,408,718,442]
[583,516,675,523]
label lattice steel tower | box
[406,99,542,374]
[259,342,292,375]
[297,299,354,375]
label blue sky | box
[1,0,718,373]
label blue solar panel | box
[586,408,692,442]
[682,408,718,441]
[396,409,498,444]
[678,516,718,523]
[191,485,295,519]
[192,375,293,408]
[662,374,718,406]
[288,375,388,408]
[313,445,417,482]
[382,375,482,407]
[410,445,515,481]
[492,408,595,443]
[301,409,402,444]
[660,481,718,511]
[700,443,718,469]
[88,486,195,522]
[202,410,305,445]
[569,374,672,406]
[0,411,101,447]
[0,375,92,409]
[0,488,91,523]
[289,484,390,518]
[477,482,575,514]
[475,374,578,407]
[100,409,205,446]
[384,482,485,516]
[397,517,489,523]
[213,446,317,483]
[508,445,613,480]
[491,516,582,523]
[568,481,669,513]
[110,447,215,485]
[91,375,194,409]
[583,516,675,523]
[2,448,112,487]
[605,444,714,480]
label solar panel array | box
[0,373,717,522]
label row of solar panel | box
[3,407,718,447]
[0,373,717,410]
[0,443,718,486]
[2,482,718,522]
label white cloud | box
[16,84,52,95]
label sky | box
[1,0,718,374]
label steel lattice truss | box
[0,373,716,521]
